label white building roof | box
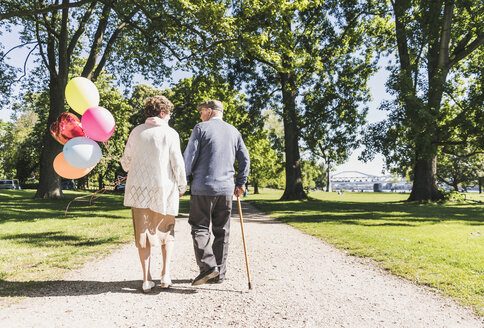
[331,171,402,183]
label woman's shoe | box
[142,280,155,293]
[161,274,172,289]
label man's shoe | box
[192,267,219,286]
[207,277,224,284]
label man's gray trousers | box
[188,194,233,279]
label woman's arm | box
[120,130,135,172]
[170,131,188,195]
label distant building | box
[330,171,411,192]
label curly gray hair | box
[144,95,174,118]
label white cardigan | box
[120,118,187,216]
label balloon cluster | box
[52,77,116,179]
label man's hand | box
[234,186,245,197]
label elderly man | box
[184,100,250,286]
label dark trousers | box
[188,195,232,279]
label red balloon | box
[50,112,85,145]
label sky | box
[335,65,391,176]
[0,27,392,176]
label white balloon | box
[63,137,102,169]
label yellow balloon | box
[65,77,100,115]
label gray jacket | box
[184,118,250,196]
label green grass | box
[247,189,484,316]
[0,190,132,296]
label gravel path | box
[0,201,482,328]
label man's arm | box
[183,125,201,182]
[235,134,250,190]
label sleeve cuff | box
[178,185,187,194]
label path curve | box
[0,201,482,327]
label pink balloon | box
[81,106,115,142]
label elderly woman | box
[121,95,187,293]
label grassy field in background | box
[247,189,484,316]
[0,190,133,296]
[0,189,192,288]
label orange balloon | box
[53,152,93,179]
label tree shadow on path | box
[0,279,198,297]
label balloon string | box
[64,175,126,216]
[102,140,120,161]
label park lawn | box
[247,189,484,316]
[0,190,191,296]
[0,189,131,290]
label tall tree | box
[245,131,282,194]
[0,120,15,179]
[437,151,484,192]
[10,110,40,183]
[363,0,483,201]
[223,0,377,200]
[0,88,47,183]
[1,1,140,198]
[302,58,371,192]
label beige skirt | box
[131,207,175,248]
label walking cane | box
[237,195,253,290]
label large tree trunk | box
[98,173,104,189]
[35,78,65,199]
[409,79,447,201]
[280,72,307,200]
[325,167,332,192]
[408,154,443,201]
[253,182,259,194]
[452,180,459,192]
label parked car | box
[114,184,125,192]
[61,180,76,190]
[0,179,22,190]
